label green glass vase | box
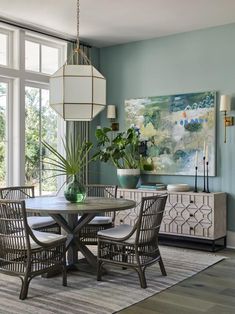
[64,175,86,203]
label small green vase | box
[64,175,86,203]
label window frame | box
[0,25,67,190]
[25,33,65,75]
[0,27,13,68]
[24,82,65,195]
[0,77,13,186]
[25,82,46,194]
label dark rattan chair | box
[79,184,118,245]
[97,194,168,288]
[0,186,60,234]
[0,199,67,299]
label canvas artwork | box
[125,91,216,176]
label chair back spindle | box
[0,186,35,200]
[0,200,30,271]
[97,194,168,288]
[0,199,67,299]
[136,195,168,244]
[86,184,117,219]
[79,184,118,245]
[86,185,117,198]
[0,186,60,234]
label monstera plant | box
[93,127,141,188]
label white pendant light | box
[49,0,106,121]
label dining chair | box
[97,194,168,288]
[79,184,118,245]
[0,186,60,234]
[0,199,67,299]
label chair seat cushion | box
[98,224,134,242]
[78,215,112,225]
[12,231,66,250]
[27,216,56,229]
[31,230,66,249]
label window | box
[0,81,8,186]
[0,33,7,66]
[25,86,58,195]
[25,40,40,72]
[0,25,67,192]
[0,27,13,67]
[25,36,61,74]
[41,45,59,74]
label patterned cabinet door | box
[188,194,214,238]
[161,193,214,238]
[160,193,185,234]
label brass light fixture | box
[49,0,106,121]
[220,95,234,143]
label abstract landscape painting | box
[125,91,216,176]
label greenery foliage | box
[0,83,6,185]
[93,127,141,169]
[42,136,93,180]
[25,87,58,192]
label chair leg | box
[97,260,103,281]
[137,267,147,289]
[62,249,67,286]
[122,246,127,270]
[19,276,30,300]
[159,256,167,276]
[62,267,67,287]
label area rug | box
[0,246,225,314]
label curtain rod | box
[0,17,91,48]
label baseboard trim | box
[227,231,235,249]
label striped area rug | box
[0,246,224,314]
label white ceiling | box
[1,0,235,47]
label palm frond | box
[42,136,93,177]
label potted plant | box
[93,127,141,189]
[42,136,93,203]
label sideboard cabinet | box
[116,188,227,251]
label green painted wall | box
[96,23,235,231]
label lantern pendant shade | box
[50,64,106,121]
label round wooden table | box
[25,196,136,269]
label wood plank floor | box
[117,249,235,314]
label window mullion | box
[12,29,26,185]
[6,79,12,185]
[39,43,42,73]
[0,78,10,186]
[39,88,42,195]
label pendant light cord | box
[72,0,90,64]
[77,0,80,50]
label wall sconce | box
[107,105,119,131]
[220,95,234,143]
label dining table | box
[25,196,136,271]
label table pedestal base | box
[51,213,98,271]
